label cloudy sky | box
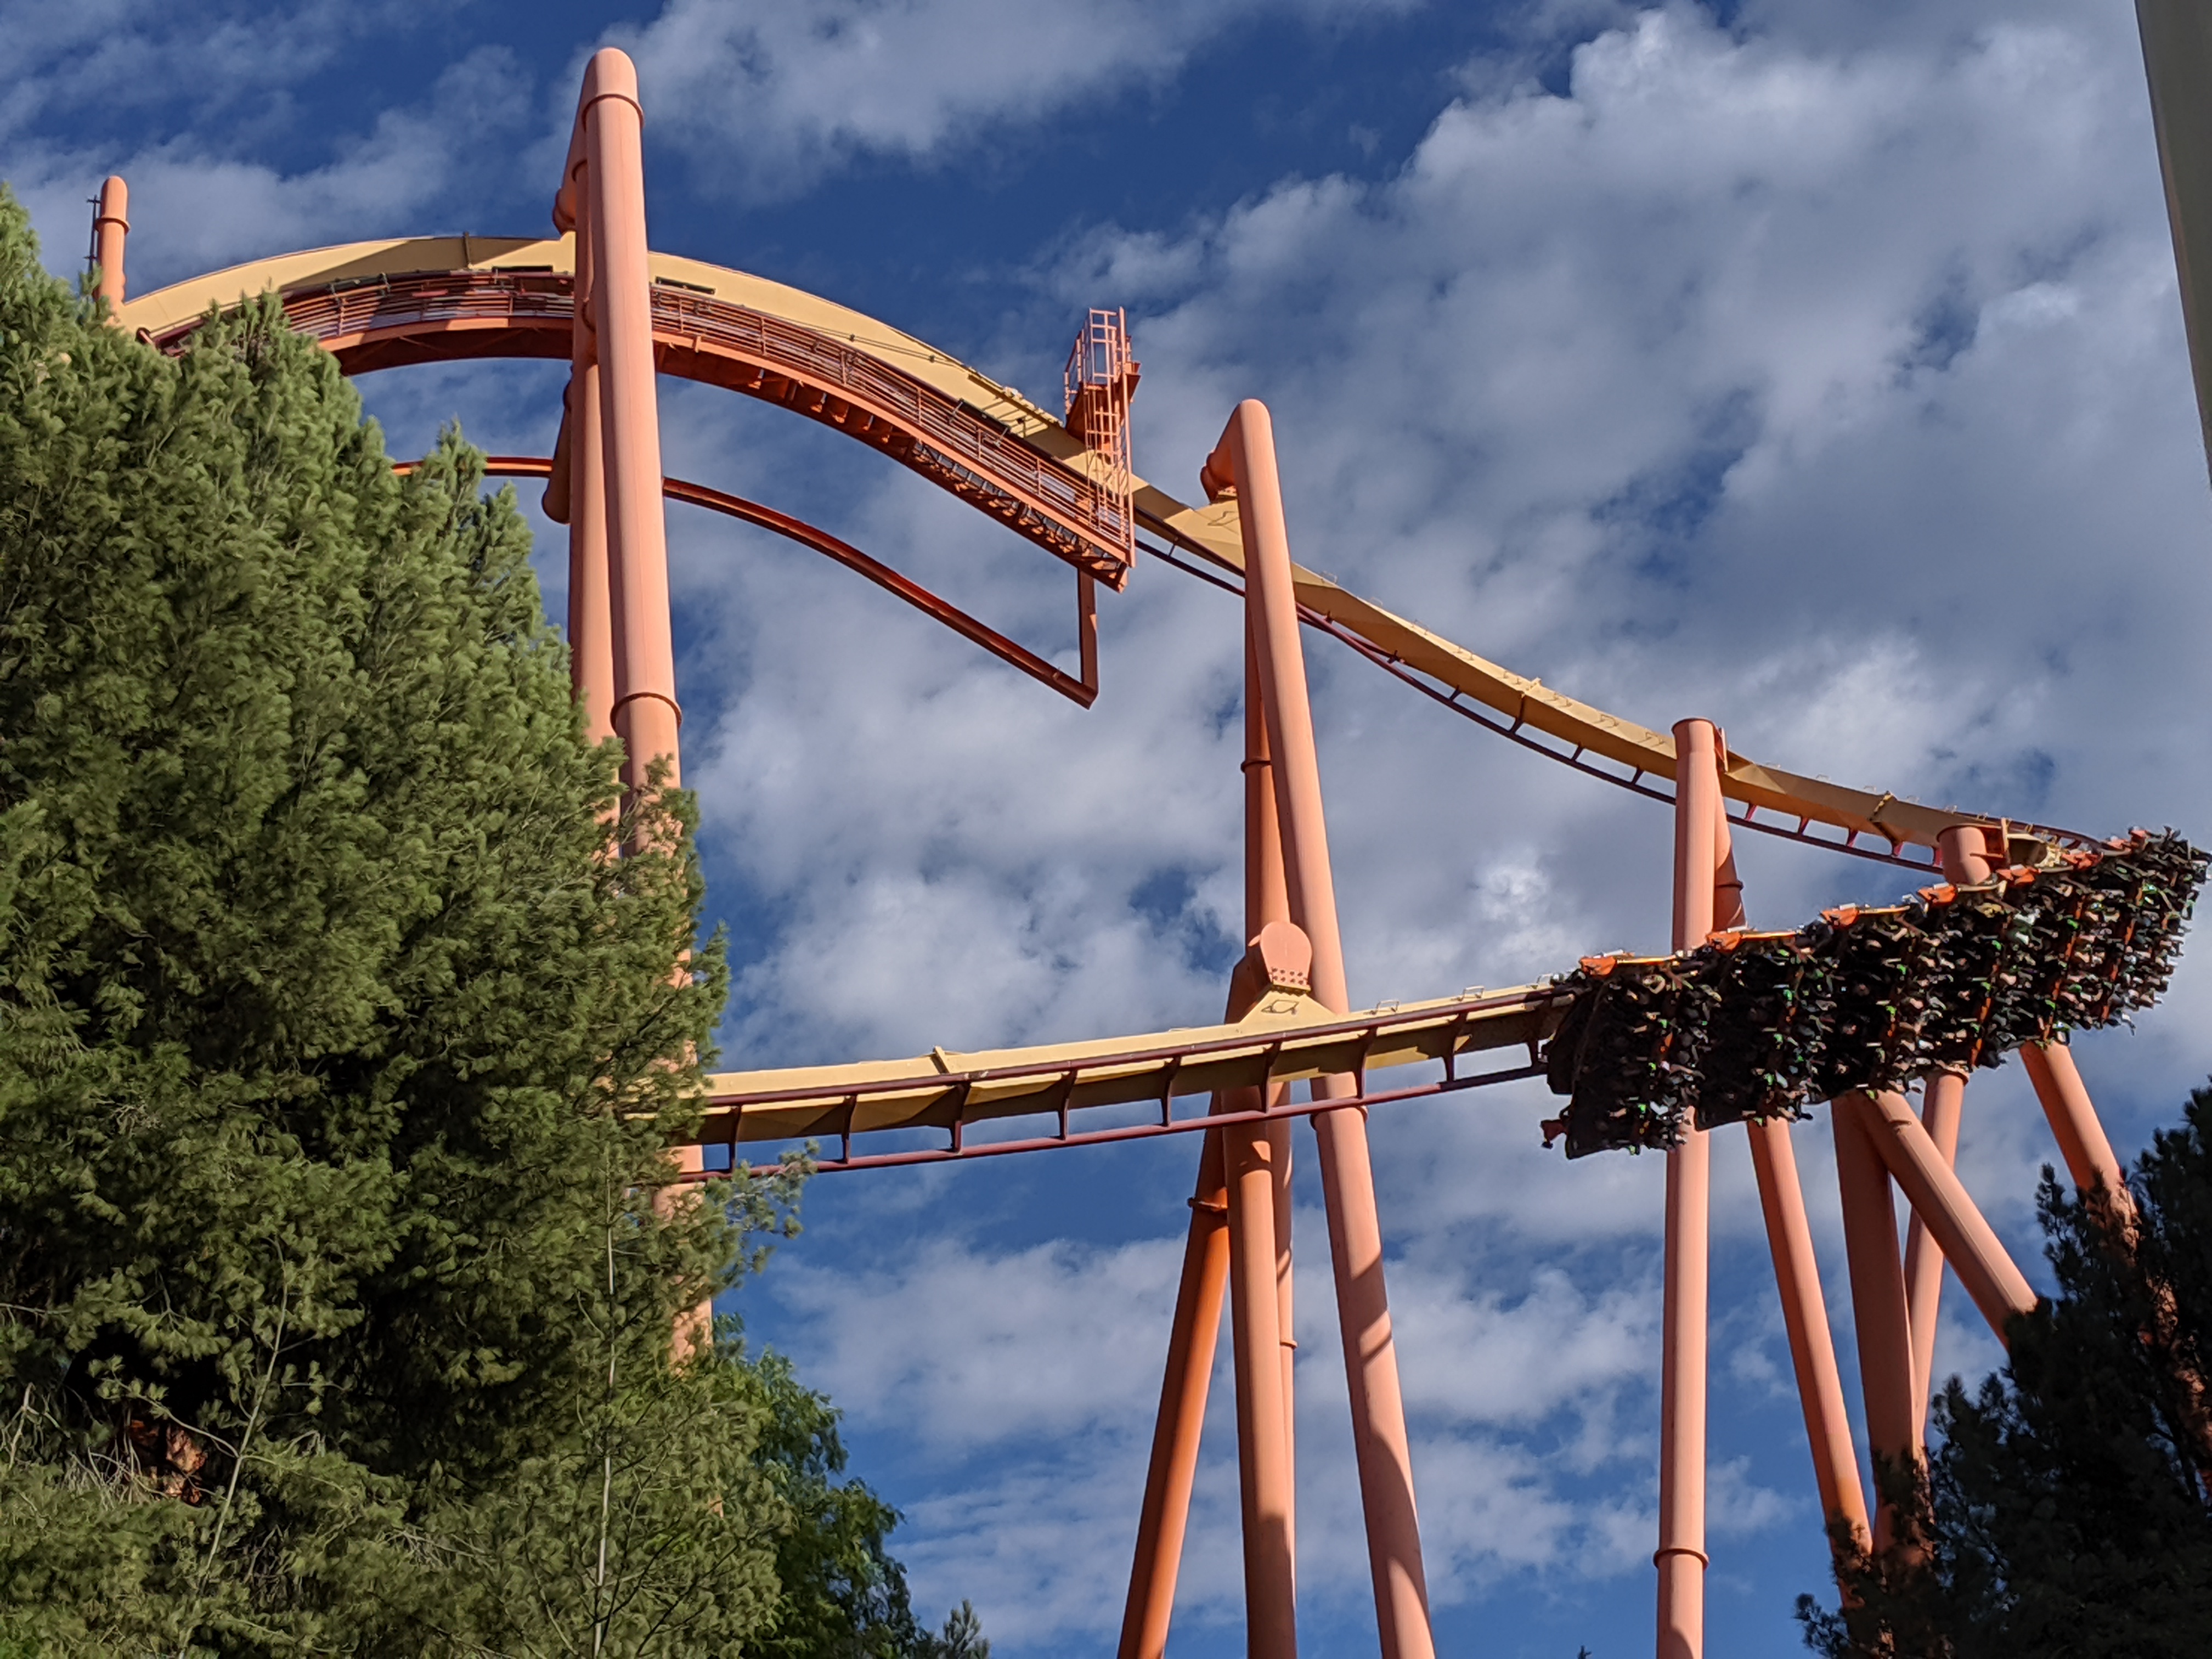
[12,2,2212,1653]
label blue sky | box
[12,3,2212,1655]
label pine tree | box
[1798,1088,2212,1657]
[0,185,979,1657]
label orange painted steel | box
[91,176,127,314]
[1904,825,1995,1428]
[136,261,1134,591]
[1709,793,1746,935]
[1063,307,1140,567]
[1120,1127,1231,1659]
[1855,1090,2039,1338]
[481,458,1097,706]
[1748,1119,1871,1552]
[91,51,2205,1649]
[1126,925,1317,1659]
[1123,634,1299,1659]
[1221,645,1303,1651]
[1228,1084,1300,1656]
[692,1058,1549,1182]
[132,231,2115,870]
[560,189,617,748]
[2021,1043,2130,1205]
[1904,1069,1965,1430]
[1217,400,1435,1659]
[692,985,1561,1154]
[558,51,710,1352]
[1725,791,1871,1556]
[1832,1092,1921,1553]
[1657,718,1718,1659]
[575,51,681,802]
[117,232,2129,879]
[1245,620,1301,1576]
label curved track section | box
[127,237,2049,859]
[127,238,1135,586]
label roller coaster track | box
[100,35,2206,1641]
[689,983,1562,1173]
[125,236,2076,878]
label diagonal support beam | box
[1850,1090,2039,1340]
[1904,823,1995,1427]
[1831,1093,1920,1553]
[1216,398,1428,1659]
[1750,1118,1870,1553]
[2021,1042,2130,1207]
[1119,1130,1229,1659]
[1726,794,1870,1558]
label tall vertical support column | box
[1224,612,1300,1657]
[1831,1092,1921,1553]
[1227,1088,1299,1658]
[550,174,617,747]
[1119,622,1299,1659]
[91,177,128,315]
[577,48,681,800]
[1723,797,1871,1558]
[1244,622,1299,1568]
[560,49,706,1355]
[1657,719,1718,1659]
[1904,1070,1966,1431]
[1211,400,1433,1659]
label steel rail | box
[126,238,2084,861]
[130,254,1135,586]
[451,455,1094,705]
[684,1060,1550,1180]
[688,984,1565,1149]
[1136,537,1948,873]
[1131,509,2068,863]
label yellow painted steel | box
[1144,497,1994,852]
[125,239,2012,853]
[120,234,1077,458]
[691,985,1561,1147]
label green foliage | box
[1798,1090,2212,1657]
[750,1355,989,1659]
[0,187,979,1657]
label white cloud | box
[672,5,2212,1641]
[0,1,380,143]
[764,1233,1183,1449]
[8,40,537,292]
[622,0,1420,202]
[16,0,2203,1647]
[757,1200,1734,1634]
[1389,1266,1657,1426]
